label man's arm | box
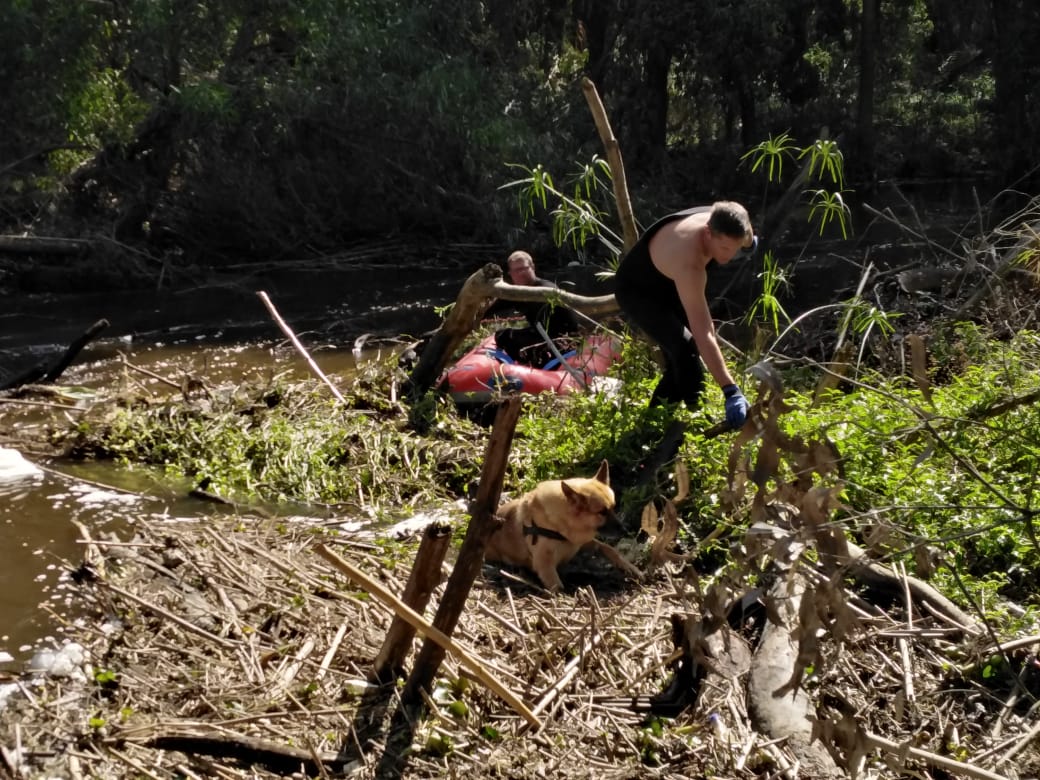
[674,264,735,389]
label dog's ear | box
[561,479,579,503]
[593,459,610,486]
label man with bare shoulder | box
[613,201,757,428]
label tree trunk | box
[856,0,878,177]
[989,0,1040,184]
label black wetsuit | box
[614,206,712,407]
[489,277,581,365]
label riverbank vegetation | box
[3,2,1040,775]
[1,197,1039,777]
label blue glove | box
[722,384,749,428]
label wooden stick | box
[581,76,639,252]
[0,397,86,411]
[256,290,346,404]
[120,355,181,390]
[402,397,521,704]
[314,543,541,729]
[863,730,1011,780]
[315,622,349,684]
[271,637,316,697]
[994,711,1040,767]
[372,520,453,681]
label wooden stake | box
[372,520,453,682]
[581,77,639,252]
[402,396,522,705]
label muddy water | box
[1,457,193,662]
[0,337,382,667]
[0,263,491,668]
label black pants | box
[494,327,555,367]
[615,287,705,408]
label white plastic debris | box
[27,641,87,679]
[0,447,42,483]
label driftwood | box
[843,538,978,633]
[0,318,108,391]
[113,727,348,776]
[659,515,997,780]
[0,235,92,255]
[404,264,618,398]
[748,570,844,778]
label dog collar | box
[522,522,570,545]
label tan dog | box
[484,460,642,593]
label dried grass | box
[2,495,1039,779]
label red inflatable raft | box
[440,333,620,404]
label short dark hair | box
[507,250,534,270]
[708,201,754,246]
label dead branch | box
[315,542,541,728]
[0,235,92,255]
[581,77,639,252]
[0,319,109,391]
[966,387,1040,421]
[952,218,1040,319]
[256,290,345,404]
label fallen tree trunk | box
[0,235,92,255]
[747,571,844,778]
[0,318,109,391]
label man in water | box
[613,201,756,428]
[489,250,580,366]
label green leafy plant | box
[800,137,846,188]
[93,668,118,685]
[741,131,799,182]
[807,188,852,238]
[743,132,853,239]
[744,250,791,334]
[741,131,799,217]
[500,157,624,264]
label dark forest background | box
[1,0,1038,289]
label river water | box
[0,255,629,668]
[0,263,493,667]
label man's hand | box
[722,384,749,428]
